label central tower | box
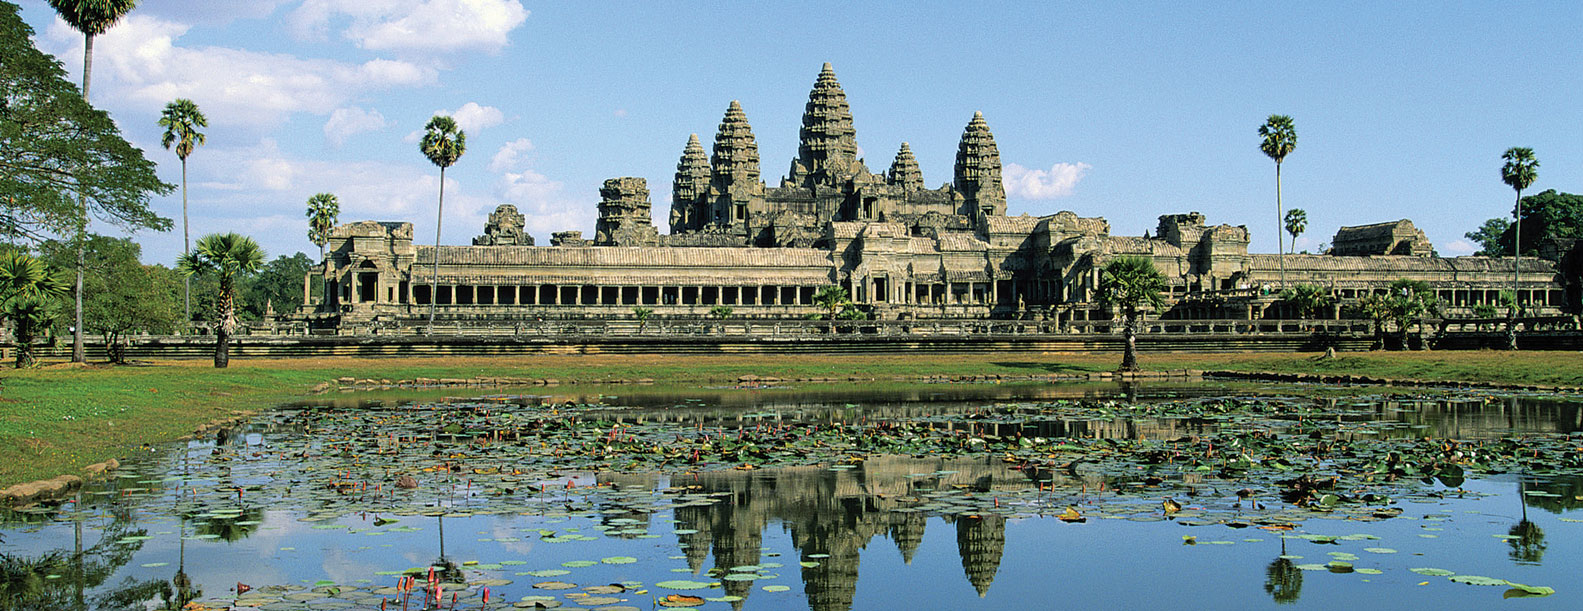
[789,62,860,188]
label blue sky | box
[16,0,1583,266]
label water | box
[2,381,1580,610]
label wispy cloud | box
[289,0,529,54]
[1003,162,1091,199]
[324,107,389,147]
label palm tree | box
[176,233,265,368]
[420,115,466,329]
[1500,147,1538,350]
[1097,255,1167,372]
[0,252,69,367]
[304,193,339,310]
[1284,208,1307,253]
[1278,283,1333,321]
[47,0,139,364]
[813,285,848,333]
[159,98,208,324]
[632,306,653,334]
[1259,115,1297,288]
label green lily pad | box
[655,580,713,590]
[601,556,638,565]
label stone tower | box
[593,177,659,246]
[790,62,859,188]
[887,142,924,192]
[472,204,532,245]
[953,111,1006,218]
[708,100,762,228]
[670,133,710,232]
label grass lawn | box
[2,350,1580,489]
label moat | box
[2,382,1580,610]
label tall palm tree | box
[47,0,139,363]
[419,115,466,329]
[1097,255,1167,372]
[304,193,339,310]
[159,98,207,323]
[0,252,69,367]
[177,233,265,368]
[1284,208,1307,253]
[1259,115,1297,288]
[1500,147,1538,351]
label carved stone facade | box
[305,64,1571,325]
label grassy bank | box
[2,350,1580,489]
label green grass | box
[1,350,1579,489]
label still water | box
[2,381,1580,610]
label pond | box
[2,381,1581,610]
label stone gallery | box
[306,64,1565,328]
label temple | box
[303,64,1569,328]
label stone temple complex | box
[306,64,1569,328]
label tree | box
[159,98,207,323]
[304,192,339,310]
[0,251,68,367]
[177,233,264,368]
[1278,283,1333,320]
[1464,217,1510,257]
[48,0,138,364]
[812,285,848,332]
[1385,279,1440,350]
[708,305,733,319]
[632,306,652,333]
[38,234,178,363]
[420,115,465,329]
[1353,293,1393,350]
[241,253,312,320]
[1500,147,1538,350]
[1259,115,1297,288]
[1284,208,1306,253]
[1097,255,1167,372]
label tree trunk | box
[1120,309,1139,372]
[182,157,191,324]
[1509,189,1522,350]
[72,34,96,364]
[319,243,329,311]
[1275,161,1286,290]
[429,166,445,330]
[13,320,32,368]
[215,278,234,368]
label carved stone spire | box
[887,142,923,191]
[671,133,710,232]
[795,62,858,185]
[953,111,1006,217]
[711,100,760,186]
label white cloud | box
[1003,162,1091,199]
[1442,238,1477,257]
[44,15,436,126]
[489,138,534,172]
[323,107,389,147]
[446,102,505,132]
[289,0,529,54]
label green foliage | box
[0,250,69,367]
[708,305,733,319]
[1501,147,1539,194]
[1465,217,1511,257]
[0,2,172,239]
[37,235,179,360]
[1097,256,1167,315]
[158,98,206,161]
[241,253,312,320]
[178,233,265,367]
[1278,283,1333,319]
[813,285,849,320]
[44,0,137,37]
[1284,208,1307,243]
[1258,115,1297,164]
[836,303,868,320]
[632,306,652,320]
[305,193,340,249]
[420,115,467,169]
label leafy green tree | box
[708,305,733,319]
[632,306,653,333]
[304,192,339,308]
[177,233,265,368]
[812,285,849,332]
[0,251,68,367]
[1352,293,1393,350]
[1278,283,1333,320]
[420,115,466,329]
[1464,217,1510,257]
[1259,115,1297,288]
[159,98,207,321]
[39,235,178,362]
[1386,279,1440,350]
[241,253,312,320]
[1097,255,1167,371]
[1492,190,1583,257]
[1284,208,1306,253]
[1500,147,1538,350]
